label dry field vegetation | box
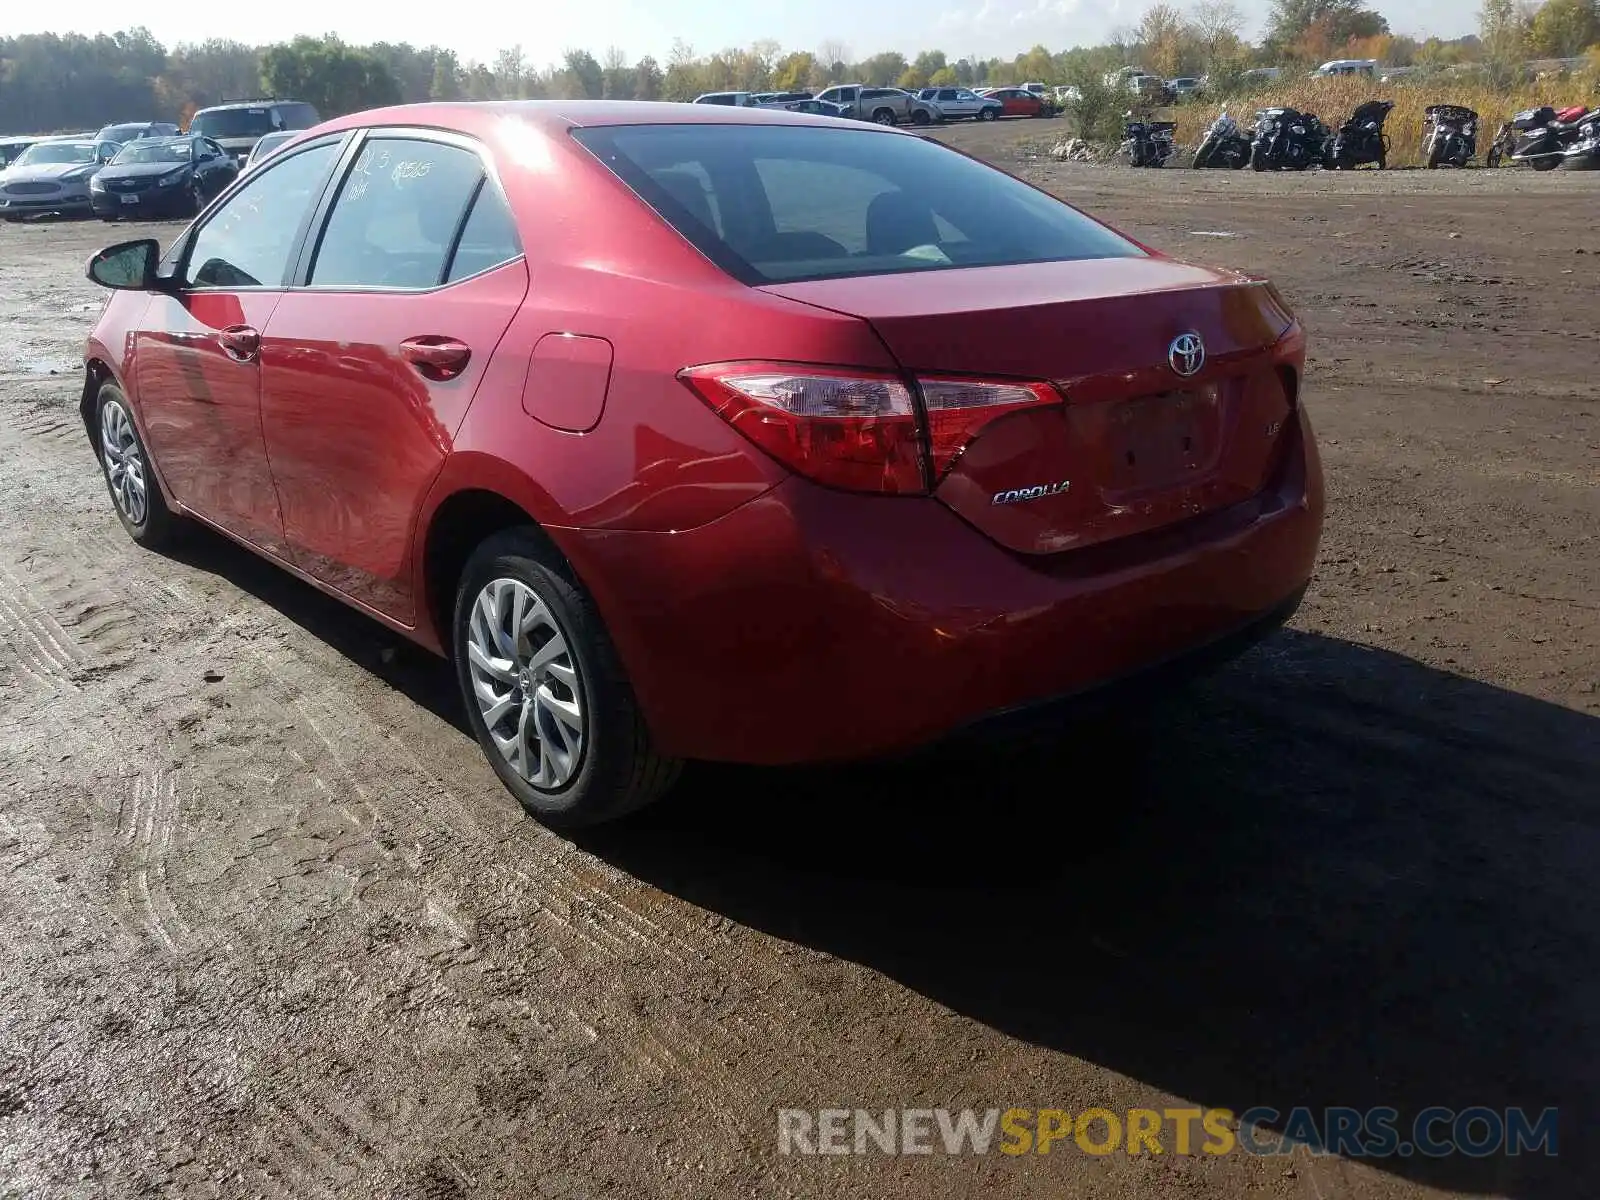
[1171,71,1600,165]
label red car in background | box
[986,87,1057,118]
[81,101,1322,826]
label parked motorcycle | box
[1486,120,1517,167]
[1422,105,1478,168]
[1510,105,1592,171]
[1560,107,1600,169]
[1249,107,1332,171]
[1329,100,1393,169]
[1191,108,1252,168]
[1122,115,1177,167]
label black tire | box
[911,109,931,126]
[95,380,180,549]
[1530,154,1560,171]
[452,530,681,827]
[1251,148,1268,171]
[1426,138,1443,169]
[978,107,998,122]
[1192,138,1215,169]
[1375,146,1387,170]
[871,108,896,126]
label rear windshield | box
[573,123,1142,285]
[191,108,277,139]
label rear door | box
[258,131,528,623]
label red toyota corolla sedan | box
[81,101,1323,826]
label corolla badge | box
[1169,332,1205,378]
[992,480,1071,505]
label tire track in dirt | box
[110,768,192,955]
[0,562,81,694]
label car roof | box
[311,99,891,137]
[193,99,308,112]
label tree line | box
[2,0,1589,136]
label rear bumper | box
[560,406,1324,765]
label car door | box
[133,137,344,557]
[195,138,235,198]
[257,131,529,624]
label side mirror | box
[86,239,161,291]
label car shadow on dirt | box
[165,528,1595,1196]
[581,631,1598,1198]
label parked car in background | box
[187,98,320,163]
[79,99,1322,827]
[95,121,181,144]
[985,87,1058,118]
[753,91,813,107]
[779,99,852,119]
[91,135,239,220]
[241,129,297,173]
[917,87,1003,121]
[0,137,120,220]
[0,136,41,171]
[1168,77,1204,100]
[813,84,940,125]
[1105,69,1175,103]
[693,92,756,106]
[1315,59,1377,78]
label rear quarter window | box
[574,123,1142,286]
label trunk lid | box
[762,257,1297,555]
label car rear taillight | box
[918,376,1059,477]
[678,362,1061,494]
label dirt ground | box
[0,123,1596,1200]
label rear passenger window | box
[445,182,522,282]
[309,138,484,289]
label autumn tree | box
[1528,0,1600,56]
[260,36,400,116]
[663,39,700,100]
[632,55,663,100]
[601,46,633,98]
[766,51,808,91]
[1190,0,1246,71]
[1137,5,1188,76]
[561,49,604,98]
[1480,0,1530,85]
[1266,0,1390,60]
[817,39,850,82]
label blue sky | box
[3,0,1479,68]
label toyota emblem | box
[1168,333,1205,378]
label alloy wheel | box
[100,399,148,526]
[466,577,586,789]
